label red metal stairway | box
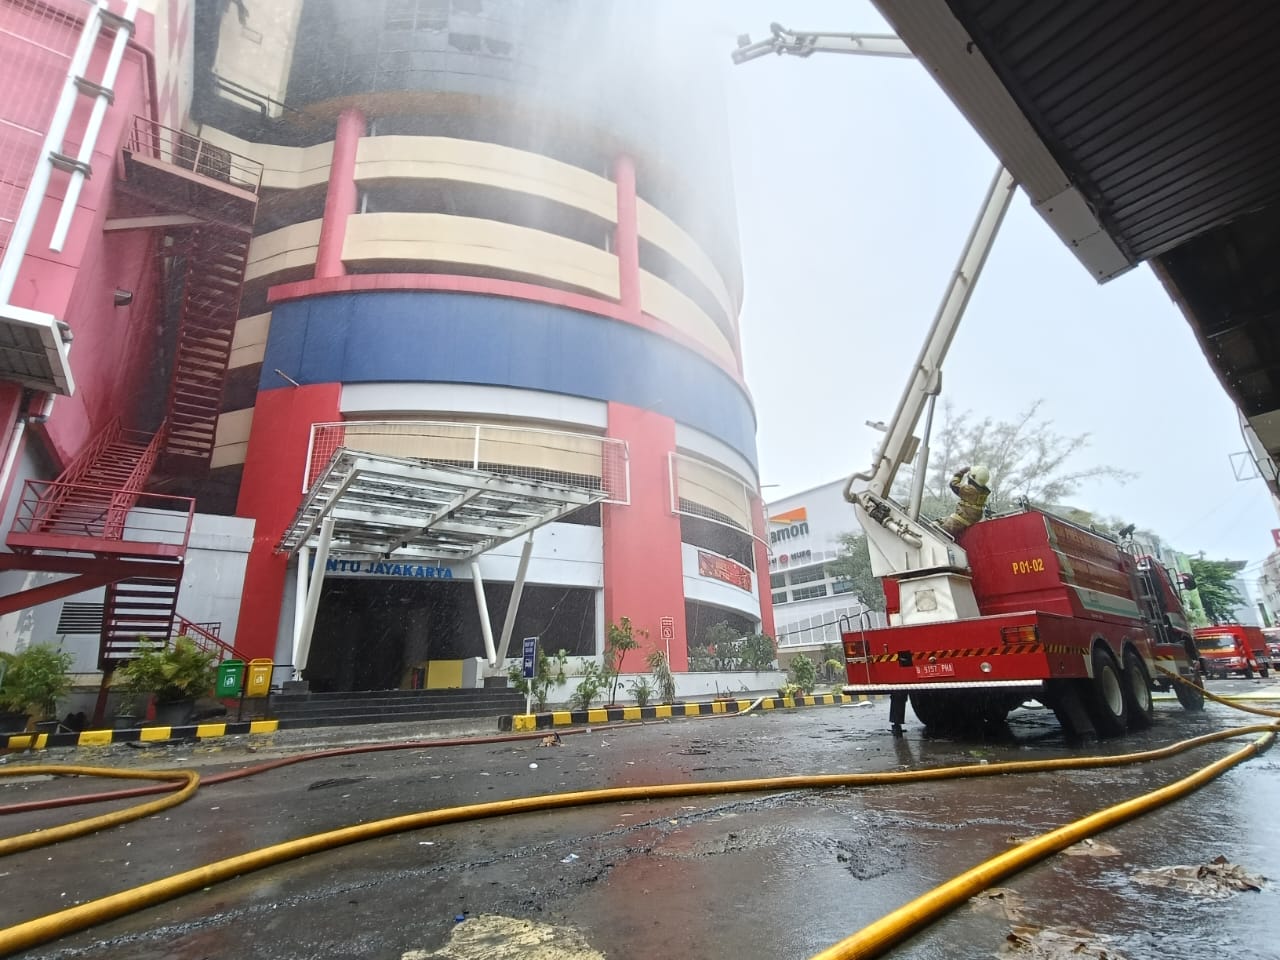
[161,225,253,474]
[0,120,259,673]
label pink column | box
[314,108,366,279]
[751,496,777,638]
[613,154,641,319]
[601,402,688,669]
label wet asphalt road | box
[2,679,1279,960]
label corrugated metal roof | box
[950,0,1280,261]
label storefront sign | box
[324,558,455,579]
[770,549,813,568]
[697,550,753,592]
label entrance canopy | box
[278,449,606,560]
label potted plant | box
[506,647,569,712]
[788,653,818,696]
[628,675,654,707]
[570,660,603,712]
[603,617,644,707]
[646,649,678,705]
[118,636,218,726]
[0,644,73,731]
[0,651,27,733]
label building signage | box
[768,507,810,546]
[697,550,753,592]
[324,558,455,579]
[521,637,538,679]
[770,549,812,568]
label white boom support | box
[734,24,1019,622]
[733,24,913,63]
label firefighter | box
[938,464,990,537]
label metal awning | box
[0,304,74,395]
[277,449,605,560]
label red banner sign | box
[697,551,753,592]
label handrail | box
[10,479,195,551]
[126,116,264,194]
[172,616,242,663]
[104,423,167,538]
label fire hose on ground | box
[0,678,1273,958]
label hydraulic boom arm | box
[733,23,1018,609]
[732,24,913,63]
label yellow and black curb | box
[2,719,279,752]
[500,692,869,732]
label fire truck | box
[733,24,1205,737]
[829,166,1204,737]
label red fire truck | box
[841,510,1204,736]
[732,23,1205,737]
[832,169,1204,738]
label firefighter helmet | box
[968,465,990,489]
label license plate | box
[914,662,955,678]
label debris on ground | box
[1133,855,1266,898]
[970,887,1026,922]
[998,924,1128,959]
[540,734,562,747]
[559,853,579,864]
[1004,837,1120,857]
[1062,838,1122,857]
[403,913,605,959]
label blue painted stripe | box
[261,291,759,467]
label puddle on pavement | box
[402,914,604,960]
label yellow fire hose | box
[0,717,1274,957]
[0,766,198,857]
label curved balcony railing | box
[306,420,630,504]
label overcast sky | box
[700,0,1278,576]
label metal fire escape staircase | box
[0,120,261,667]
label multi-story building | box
[0,0,771,696]
[765,478,887,658]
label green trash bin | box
[216,659,245,698]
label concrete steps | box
[271,688,526,729]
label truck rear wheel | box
[908,691,950,728]
[1084,646,1128,738]
[1121,648,1155,730]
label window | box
[772,591,788,606]
[789,565,827,586]
[386,0,449,31]
[791,584,829,601]
[770,573,786,589]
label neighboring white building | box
[765,479,887,655]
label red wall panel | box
[601,402,689,670]
[233,383,342,659]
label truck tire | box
[1262,665,1270,679]
[1084,646,1128,738]
[1174,678,1205,711]
[1120,648,1155,730]
[908,691,950,728]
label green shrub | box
[118,637,217,704]
[507,647,568,711]
[0,644,73,718]
[646,649,677,704]
[570,661,604,711]
[628,675,654,707]
[789,654,817,694]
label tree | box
[1187,557,1248,625]
[893,399,1135,519]
[604,617,643,705]
[826,532,885,613]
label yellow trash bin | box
[246,659,274,697]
